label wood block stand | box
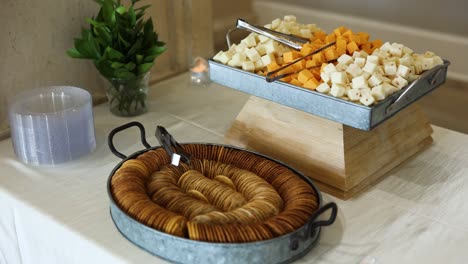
[225,96,433,200]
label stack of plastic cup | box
[8,86,96,166]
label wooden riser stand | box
[225,96,433,200]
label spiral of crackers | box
[110,144,319,243]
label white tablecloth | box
[1,73,468,264]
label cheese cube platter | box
[209,16,450,130]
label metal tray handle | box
[386,63,447,114]
[108,121,151,159]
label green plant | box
[67,0,166,115]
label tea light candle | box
[190,57,210,85]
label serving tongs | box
[155,126,191,166]
[227,19,308,50]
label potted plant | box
[67,0,166,116]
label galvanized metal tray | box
[107,122,337,264]
[209,59,450,130]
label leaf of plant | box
[102,0,114,24]
[114,68,136,79]
[111,61,125,69]
[127,38,142,56]
[134,4,150,12]
[86,18,106,27]
[115,6,126,15]
[104,46,125,61]
[66,48,86,59]
[136,54,143,64]
[145,45,166,56]
[137,62,153,75]
[95,27,112,44]
[128,6,136,26]
[124,62,136,71]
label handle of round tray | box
[307,202,338,232]
[108,121,152,159]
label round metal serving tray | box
[107,122,337,264]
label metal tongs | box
[227,19,308,50]
[155,126,191,166]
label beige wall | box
[0,0,106,138]
[262,0,468,37]
[0,0,213,138]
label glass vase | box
[105,72,150,117]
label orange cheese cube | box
[325,33,336,43]
[336,38,347,55]
[342,30,353,41]
[300,44,314,57]
[350,34,361,45]
[358,32,370,43]
[305,59,318,68]
[290,73,299,80]
[314,31,327,41]
[371,39,383,49]
[360,43,372,54]
[312,52,325,64]
[298,69,314,84]
[347,41,359,54]
[290,78,302,87]
[333,26,346,37]
[267,62,280,72]
[311,68,321,80]
[325,48,338,61]
[280,76,292,82]
[303,76,320,90]
[283,51,298,63]
[292,60,306,71]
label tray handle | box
[386,63,447,115]
[108,121,151,159]
[289,202,337,250]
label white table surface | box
[1,73,467,264]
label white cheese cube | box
[392,43,404,50]
[337,54,354,65]
[316,82,331,93]
[345,63,363,78]
[218,51,232,64]
[352,75,369,89]
[360,94,376,106]
[235,43,247,54]
[258,35,270,44]
[242,61,255,72]
[261,53,275,66]
[366,55,379,64]
[354,57,366,68]
[377,49,390,59]
[421,57,434,70]
[433,56,444,66]
[360,88,372,96]
[330,84,346,97]
[398,55,413,67]
[271,18,281,29]
[320,72,331,83]
[323,63,337,75]
[347,88,361,101]
[212,50,223,62]
[362,62,378,74]
[353,50,368,58]
[390,46,403,57]
[371,85,386,101]
[392,75,409,89]
[254,59,264,71]
[228,44,237,53]
[408,74,420,82]
[397,64,410,78]
[368,73,384,87]
[227,60,238,67]
[382,82,399,96]
[284,15,296,22]
[384,61,397,75]
[402,46,414,55]
[414,61,423,74]
[376,66,385,75]
[382,76,392,83]
[300,29,312,39]
[264,41,279,55]
[245,47,261,62]
[264,24,272,29]
[380,42,392,52]
[256,44,267,56]
[331,72,348,84]
[231,53,246,67]
[362,72,371,80]
[424,51,436,58]
[335,63,348,72]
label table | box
[1,73,467,264]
